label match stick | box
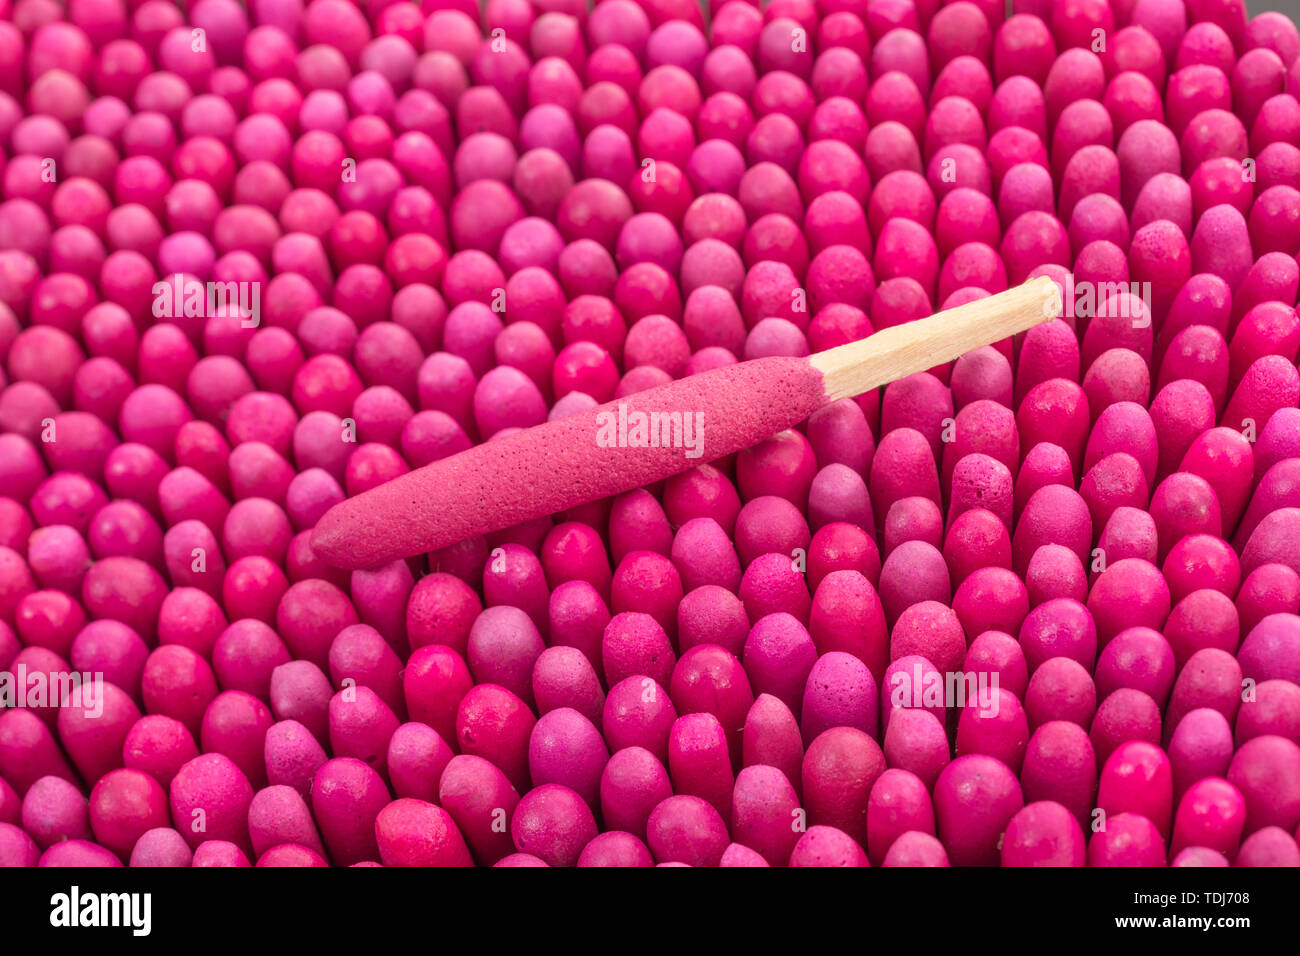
[312,277,1063,569]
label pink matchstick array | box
[1,0,1300,867]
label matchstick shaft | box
[810,276,1062,401]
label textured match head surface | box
[311,356,827,569]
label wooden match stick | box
[312,277,1062,569]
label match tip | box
[308,504,358,570]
